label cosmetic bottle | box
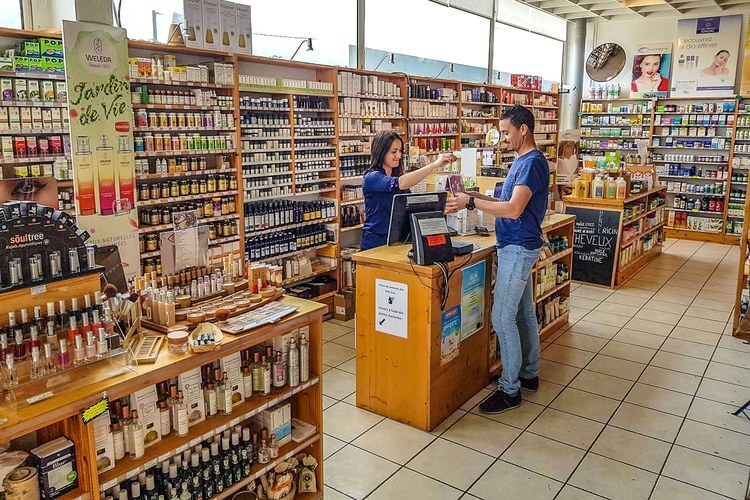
[33,306,45,333]
[85,330,96,360]
[13,329,25,361]
[201,447,214,499]
[221,437,233,488]
[67,317,77,344]
[0,334,9,362]
[97,327,108,358]
[167,383,178,426]
[130,410,145,459]
[175,390,189,437]
[241,366,253,400]
[68,248,80,274]
[83,294,92,316]
[45,302,56,328]
[261,356,271,396]
[4,354,17,387]
[204,381,218,418]
[272,351,286,388]
[58,338,70,369]
[257,439,270,464]
[241,428,253,477]
[121,404,133,454]
[251,351,262,393]
[216,371,229,416]
[29,345,43,379]
[111,422,125,460]
[29,325,39,351]
[56,299,68,330]
[300,333,309,383]
[19,308,29,336]
[43,343,57,374]
[158,400,171,437]
[73,334,85,365]
[270,433,279,459]
[45,321,56,346]
[288,337,300,387]
[102,307,115,334]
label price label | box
[30,284,47,296]
[202,432,213,442]
[158,453,170,463]
[176,444,187,454]
[146,459,157,470]
[230,418,240,427]
[126,469,139,480]
[80,396,108,423]
[101,479,117,491]
[190,437,200,447]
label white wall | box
[585,15,749,98]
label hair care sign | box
[62,21,139,281]
[631,43,672,97]
[672,15,742,97]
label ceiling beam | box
[563,10,605,18]
[536,0,577,8]
[550,5,593,13]
[662,0,687,14]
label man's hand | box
[445,192,469,214]
[434,152,458,169]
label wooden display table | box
[352,214,576,431]
[0,296,326,500]
[564,185,667,288]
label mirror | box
[586,43,626,82]
[485,128,500,147]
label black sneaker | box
[478,390,521,414]
[520,376,539,393]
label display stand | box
[564,185,666,288]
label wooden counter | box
[352,213,575,431]
[564,186,667,288]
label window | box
[493,23,563,84]
[366,0,490,81]
[497,0,567,41]
[242,0,356,67]
[0,0,23,30]
[120,0,185,44]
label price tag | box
[30,284,47,296]
[158,453,170,463]
[176,444,187,454]
[190,437,200,447]
[217,424,228,434]
[101,478,117,491]
[80,396,108,422]
[146,459,157,470]
[230,418,240,427]
[269,398,278,407]
[126,469,139,480]
[202,431,213,442]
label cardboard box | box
[38,37,64,57]
[273,328,299,361]
[30,437,78,499]
[27,80,40,101]
[260,401,291,446]
[202,0,221,52]
[334,288,355,322]
[183,0,204,49]
[54,81,67,101]
[0,57,13,71]
[13,79,27,101]
[92,410,115,473]
[42,81,54,101]
[28,55,43,72]
[1,78,13,101]
[129,385,162,448]
[42,56,64,74]
[219,351,245,406]
[13,56,29,71]
[235,3,252,55]
[219,0,237,54]
[177,367,207,426]
[16,41,40,57]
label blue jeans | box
[493,245,541,395]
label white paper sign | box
[375,279,408,338]
[460,148,477,177]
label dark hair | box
[716,49,730,57]
[500,105,535,133]
[368,130,405,176]
[632,53,662,81]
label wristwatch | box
[466,196,475,211]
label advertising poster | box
[631,43,672,97]
[440,306,460,365]
[460,260,486,340]
[672,15,742,97]
[62,21,140,281]
[375,279,408,338]
[556,129,581,184]
[741,17,750,95]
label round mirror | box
[485,128,500,147]
[586,43,626,82]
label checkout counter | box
[352,213,576,431]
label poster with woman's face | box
[0,177,59,207]
[631,43,672,97]
[672,15,742,97]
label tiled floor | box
[321,239,750,500]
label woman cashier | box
[360,130,456,251]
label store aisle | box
[320,240,750,500]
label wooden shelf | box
[621,223,665,249]
[139,214,240,235]
[341,224,364,232]
[140,235,240,259]
[135,149,235,158]
[130,77,233,89]
[283,266,337,286]
[137,168,234,181]
[533,248,572,271]
[246,217,337,237]
[252,243,333,264]
[536,280,570,304]
[98,376,320,490]
[137,190,238,207]
[539,312,570,341]
[132,103,234,111]
[134,126,236,133]
[340,198,365,206]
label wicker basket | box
[189,322,223,353]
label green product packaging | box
[16,41,40,57]
[38,38,63,57]
[13,56,29,71]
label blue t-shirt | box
[495,149,549,250]
[361,170,407,250]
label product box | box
[8,108,19,129]
[16,41,40,57]
[13,56,29,71]
[334,288,355,322]
[28,55,43,72]
[234,3,252,55]
[0,108,8,130]
[0,57,12,71]
[273,328,299,361]
[31,108,42,129]
[12,79,27,101]
[2,137,14,158]
[129,385,162,448]
[42,56,65,74]
[219,351,245,406]
[41,80,54,101]
[39,37,64,57]
[219,0,237,54]
[28,80,40,101]
[177,367,207,426]
[20,108,31,130]
[202,0,221,52]
[261,401,292,446]
[55,81,67,101]
[92,410,115,473]
[183,0,205,50]
[30,436,78,499]
[1,78,12,101]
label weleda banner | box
[62,21,139,281]
[672,15,742,97]
[741,17,750,95]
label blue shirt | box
[495,149,549,250]
[361,170,407,250]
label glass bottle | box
[111,422,125,461]
[261,356,271,396]
[144,475,158,500]
[130,410,145,460]
[175,390,189,437]
[43,343,57,374]
[231,432,242,484]
[241,427,253,477]
[85,330,96,360]
[270,433,279,459]
[121,404,132,455]
[73,334,85,365]
[204,381,218,418]
[131,481,142,500]
[251,351,262,393]
[272,351,286,388]
[58,338,71,369]
[257,439,270,464]
[288,337,300,387]
[4,354,17,388]
[158,400,171,437]
[201,447,214,499]
[241,366,253,400]
[210,441,223,496]
[221,437,233,488]
[97,327,109,358]
[29,345,43,379]
[190,452,202,495]
[167,383,178,428]
[221,372,233,415]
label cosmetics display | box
[239,75,333,96]
[243,200,335,233]
[341,204,364,229]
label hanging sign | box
[62,21,139,281]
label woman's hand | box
[650,73,662,90]
[433,152,458,169]
[445,192,469,214]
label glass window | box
[493,23,563,83]
[120,0,185,44]
[242,0,356,67]
[497,0,567,41]
[366,0,490,81]
[0,1,23,30]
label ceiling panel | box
[515,0,750,21]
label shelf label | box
[176,444,188,454]
[158,453,170,463]
[30,284,47,296]
[190,437,201,447]
[26,391,54,405]
[202,431,214,442]
[126,469,139,480]
[101,479,117,491]
[230,417,240,427]
[146,459,157,469]
[81,395,109,423]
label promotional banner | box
[631,43,672,97]
[62,21,139,281]
[672,15,742,97]
[460,260,486,341]
[741,17,750,95]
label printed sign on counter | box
[565,206,621,287]
[441,306,460,365]
[460,260,486,340]
[375,279,408,338]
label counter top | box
[352,213,576,278]
[0,296,326,442]
[563,185,666,207]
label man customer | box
[445,104,549,414]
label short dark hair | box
[500,105,535,133]
[369,130,405,175]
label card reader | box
[452,241,474,256]
[409,211,454,265]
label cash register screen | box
[387,192,448,245]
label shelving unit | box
[733,97,750,333]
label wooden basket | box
[189,322,224,353]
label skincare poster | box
[62,21,139,280]
[631,43,672,97]
[741,17,750,95]
[672,15,742,97]
[460,260,486,341]
[375,279,408,338]
[440,306,460,366]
